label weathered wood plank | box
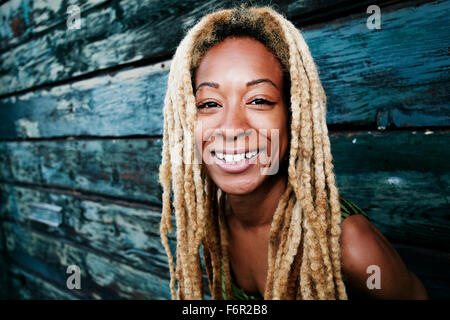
[1,2,448,139]
[0,0,231,96]
[0,183,175,275]
[332,130,450,249]
[0,0,400,54]
[3,221,449,300]
[6,264,78,299]
[0,138,164,205]
[303,0,450,128]
[0,0,448,121]
[0,62,170,139]
[0,0,109,52]
[0,130,449,248]
[2,221,174,299]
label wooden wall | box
[0,0,449,299]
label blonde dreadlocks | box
[159,5,347,300]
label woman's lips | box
[211,149,263,174]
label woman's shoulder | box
[339,196,376,257]
[338,197,417,298]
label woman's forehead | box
[195,37,284,85]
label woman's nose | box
[217,104,250,141]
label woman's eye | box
[249,98,275,106]
[197,101,220,109]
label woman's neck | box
[225,173,287,230]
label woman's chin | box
[214,177,261,195]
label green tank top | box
[221,196,370,300]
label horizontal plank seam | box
[0,180,164,212]
[2,219,174,275]
[0,0,435,100]
[1,127,449,143]
[291,0,435,28]
[0,52,173,100]
[5,260,83,300]
[0,0,114,55]
[0,134,163,143]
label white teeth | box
[214,150,259,163]
[245,151,257,159]
[215,152,224,160]
[224,154,234,162]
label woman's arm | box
[340,214,429,299]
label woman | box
[158,5,428,300]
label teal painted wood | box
[0,183,176,276]
[2,221,175,299]
[0,0,387,54]
[0,0,380,94]
[0,62,170,139]
[0,0,448,118]
[332,130,450,250]
[0,138,164,205]
[0,0,234,96]
[3,217,450,299]
[7,265,78,299]
[302,0,450,128]
[0,130,448,248]
[1,1,448,139]
[0,0,109,53]
[1,184,449,299]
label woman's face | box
[194,37,289,195]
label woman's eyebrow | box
[195,81,219,94]
[195,78,278,94]
[246,78,278,89]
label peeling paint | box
[387,177,403,185]
[16,118,40,138]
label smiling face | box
[193,37,289,195]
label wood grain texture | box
[331,130,450,249]
[2,221,174,299]
[0,0,232,96]
[303,0,450,128]
[0,0,109,52]
[0,184,448,299]
[0,61,170,139]
[6,264,78,299]
[0,138,164,205]
[1,1,448,140]
[0,0,395,54]
[0,182,175,276]
[0,130,448,248]
[0,0,448,122]
[3,218,450,299]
